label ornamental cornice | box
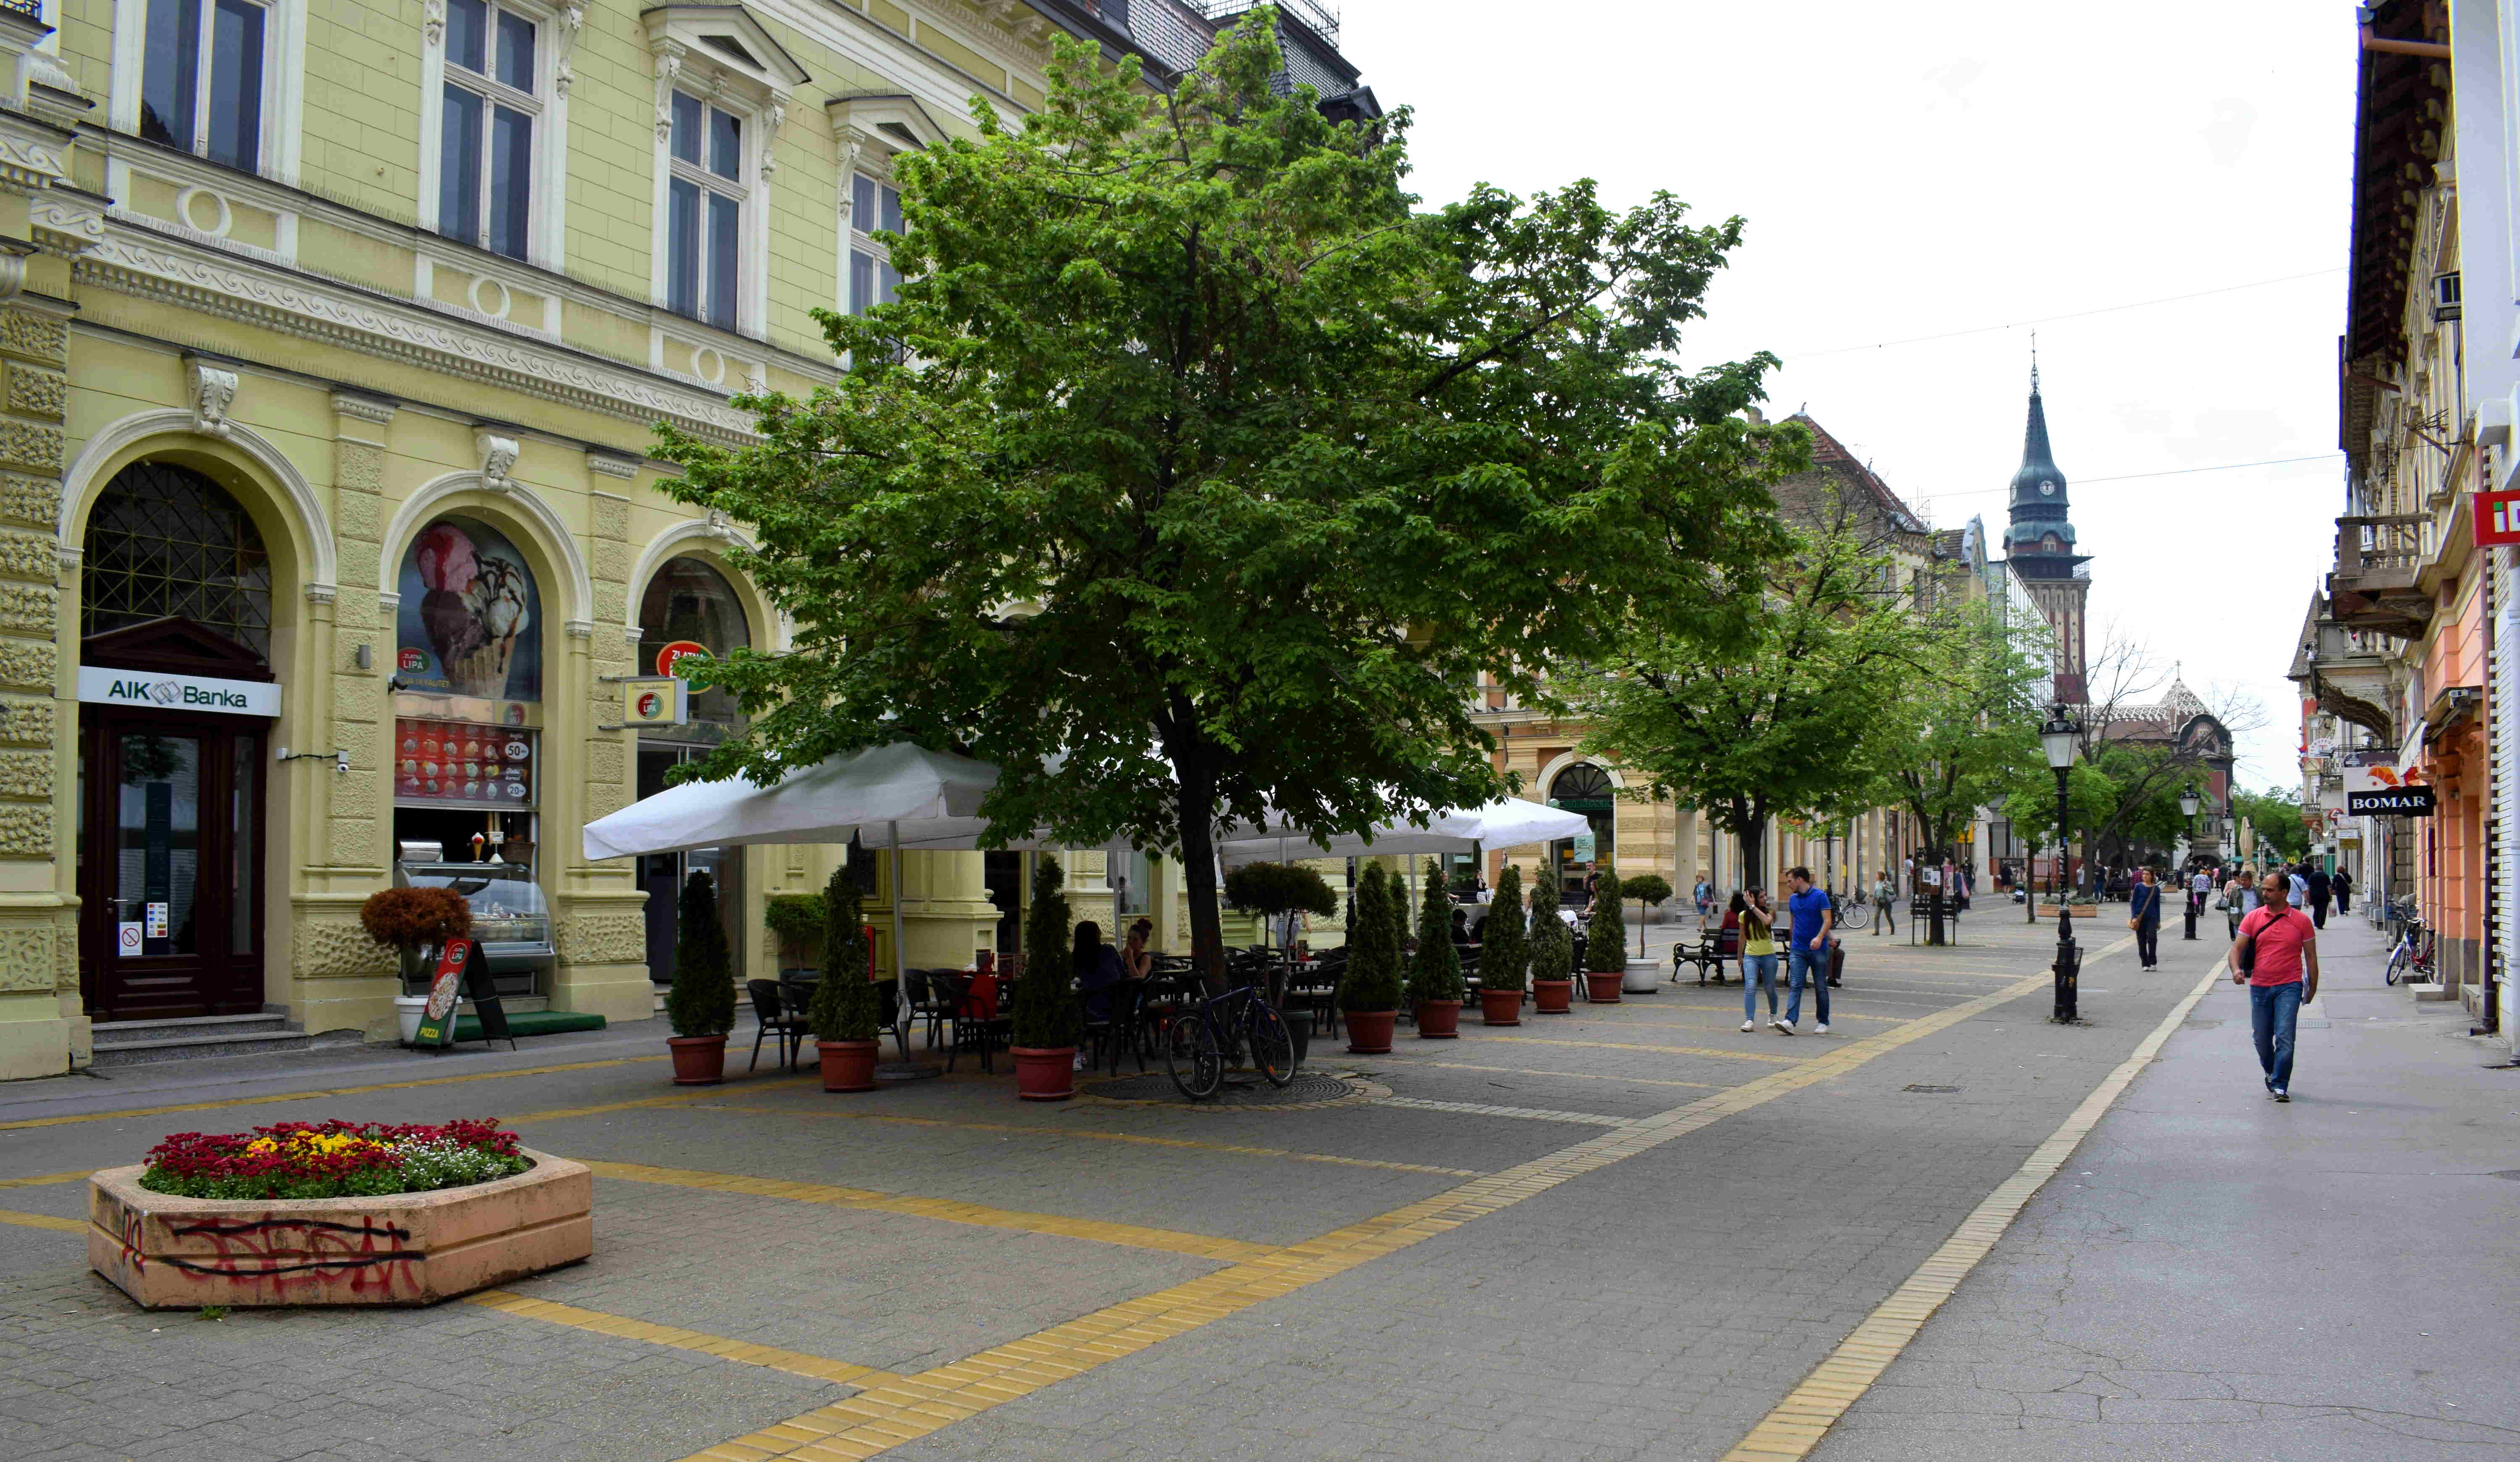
[0,125,67,196]
[27,189,102,255]
[76,231,761,444]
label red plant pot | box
[1533,979,1574,1014]
[667,1034,727,1086]
[1415,999,1461,1039]
[1586,972,1625,1003]
[1345,1010,1396,1054]
[1012,1046,1076,1102]
[1480,988,1523,1026]
[816,1038,879,1093]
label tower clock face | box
[2040,480,2056,496]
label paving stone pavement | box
[0,910,2349,1461]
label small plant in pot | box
[764,893,824,975]
[1224,860,1337,1010]
[1620,874,1673,958]
[1585,869,1628,1002]
[360,887,472,1046]
[1478,865,1528,1025]
[664,871,736,1085]
[1528,874,1575,1013]
[1010,855,1082,1100]
[807,868,882,1092]
[1339,863,1404,1053]
[1407,858,1465,1038]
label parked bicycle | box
[2383,917,2433,986]
[1830,890,1871,932]
[1162,975,1297,1100]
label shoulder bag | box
[2235,906,2290,976]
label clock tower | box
[2002,365,2092,703]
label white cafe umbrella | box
[1214,796,1593,864]
[582,743,1005,1066]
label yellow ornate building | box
[0,0,1371,1077]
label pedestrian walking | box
[1871,869,1896,936]
[2223,865,2258,941]
[2287,863,2308,910]
[2189,866,2213,922]
[1693,877,1713,924]
[2231,870,2320,1101]
[2127,866,2163,969]
[1737,888,1779,1031]
[1722,890,1746,984]
[2305,865,2332,928]
[1779,865,1832,1035]
[2332,868,2352,914]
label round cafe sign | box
[655,640,709,678]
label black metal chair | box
[745,979,809,1072]
[1081,980,1151,1077]
[903,968,956,1050]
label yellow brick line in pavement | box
[508,1076,817,1125]
[1722,941,2197,1462]
[1479,1035,1806,1063]
[685,1103,1483,1178]
[1370,1059,1723,1091]
[0,1055,675,1131]
[680,938,2132,1462]
[0,1170,89,1189]
[0,1207,84,1232]
[585,1160,1277,1262]
[465,1290,905,1389]
[1582,1010,1906,1028]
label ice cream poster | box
[396,517,541,705]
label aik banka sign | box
[76,666,281,718]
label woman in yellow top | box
[1739,888,1780,1032]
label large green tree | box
[1888,603,2048,867]
[654,14,1798,984]
[1575,505,1926,884]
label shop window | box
[82,461,273,661]
[1547,762,1616,893]
[636,555,751,737]
[394,515,543,714]
[140,0,269,171]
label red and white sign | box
[654,640,710,678]
[2475,489,2520,546]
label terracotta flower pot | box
[1533,979,1574,1014]
[1415,999,1461,1039]
[1012,1046,1076,1102]
[1480,987,1523,1026]
[1585,972,1625,1003]
[1344,1009,1396,1054]
[816,1038,880,1093]
[667,1034,727,1086]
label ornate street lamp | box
[2041,705,2081,1022]
[2178,784,2201,940]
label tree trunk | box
[1172,755,1228,996]
[1734,800,1766,893]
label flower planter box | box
[1622,957,1662,994]
[1479,987,1523,1025]
[1532,979,1573,1014]
[1414,999,1460,1039]
[1344,1009,1396,1054]
[88,1150,592,1309]
[1584,972,1625,1003]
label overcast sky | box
[1341,0,2349,791]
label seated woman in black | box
[1073,920,1129,1072]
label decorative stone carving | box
[27,192,103,256]
[423,0,445,45]
[0,252,21,302]
[0,527,54,578]
[0,474,55,531]
[758,100,787,176]
[555,3,585,96]
[476,429,520,493]
[555,914,646,965]
[705,508,738,542]
[564,619,593,638]
[0,639,54,691]
[0,583,52,634]
[0,802,47,855]
[588,455,639,481]
[0,694,53,747]
[653,44,685,144]
[0,749,50,798]
[0,309,65,364]
[331,391,398,426]
[0,421,58,473]
[8,364,63,418]
[836,136,863,234]
[186,358,238,437]
[336,483,383,538]
[293,920,397,981]
[0,926,57,991]
[0,133,67,195]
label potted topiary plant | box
[1478,864,1528,1025]
[1529,873,1574,1013]
[1619,872,1672,992]
[764,893,824,976]
[1585,868,1628,1003]
[1407,857,1465,1038]
[1011,854,1082,1100]
[664,871,736,1084]
[359,887,472,1045]
[808,867,881,1091]
[1339,863,1404,1053]
[1224,860,1338,1011]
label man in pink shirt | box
[2230,870,2320,1101]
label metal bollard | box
[2052,936,2081,1023]
[2183,895,2199,941]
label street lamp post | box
[2179,784,2201,941]
[2042,705,2081,1023]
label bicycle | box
[1162,976,1297,1101]
[2383,918,2433,986]
[1830,891,1871,932]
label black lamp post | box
[2178,784,2202,940]
[2042,705,2081,1023]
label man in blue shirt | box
[1780,865,1833,1035]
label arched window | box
[1548,762,1617,891]
[637,555,752,734]
[82,461,273,661]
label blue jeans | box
[1742,952,1778,1019]
[1786,943,1831,1026]
[2250,981,2303,1089]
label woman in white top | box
[2224,865,2259,940]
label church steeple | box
[2002,361,2083,563]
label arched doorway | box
[1547,762,1617,900]
[635,556,753,988]
[76,462,277,1021]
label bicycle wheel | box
[1164,1011,1224,1101]
[1838,902,1870,931]
[2384,946,2407,986]
[1244,1002,1296,1088]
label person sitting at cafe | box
[1121,918,1154,982]
[1450,908,1475,947]
[1073,921,1131,1072]
[961,950,999,1021]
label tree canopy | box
[654,13,1800,983]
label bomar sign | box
[76,666,281,718]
